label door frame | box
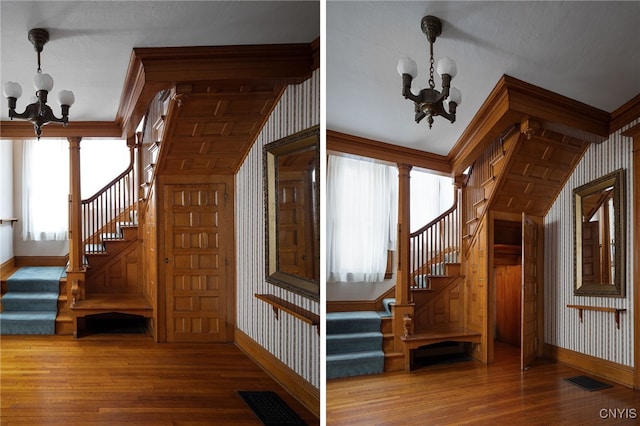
[488,211,544,366]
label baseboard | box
[1,257,16,280]
[327,287,396,313]
[15,256,68,267]
[544,343,634,388]
[234,328,320,419]
[327,300,378,312]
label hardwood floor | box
[327,342,640,425]
[0,335,318,425]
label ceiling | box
[0,1,319,123]
[327,1,640,156]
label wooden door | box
[278,171,315,280]
[521,213,539,370]
[164,183,230,343]
[581,221,601,283]
[495,265,522,347]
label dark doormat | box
[564,375,612,391]
[238,391,307,425]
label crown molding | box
[611,93,640,134]
[448,75,610,175]
[116,43,316,138]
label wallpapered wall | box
[545,118,638,366]
[235,69,320,388]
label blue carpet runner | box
[0,266,64,335]
[326,311,385,379]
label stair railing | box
[409,187,461,289]
[81,143,138,254]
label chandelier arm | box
[403,91,421,104]
[8,103,67,124]
[441,74,451,98]
[439,108,456,124]
[401,74,422,104]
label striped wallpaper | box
[544,118,638,366]
[235,69,320,388]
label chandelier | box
[2,28,75,139]
[397,15,461,129]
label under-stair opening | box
[411,341,474,370]
[80,312,149,337]
[493,219,522,350]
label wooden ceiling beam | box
[327,130,451,175]
[0,121,122,139]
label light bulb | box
[437,57,457,78]
[397,57,418,78]
[3,81,22,99]
[33,73,54,92]
[58,90,75,106]
[449,87,462,105]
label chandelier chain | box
[428,42,435,89]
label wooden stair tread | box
[404,327,480,339]
[402,327,481,346]
[72,294,152,317]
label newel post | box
[392,163,414,351]
[67,136,85,307]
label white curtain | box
[327,155,398,282]
[22,139,69,241]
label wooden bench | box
[71,294,153,338]
[401,327,481,371]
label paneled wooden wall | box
[235,70,320,389]
[464,216,489,362]
[412,277,463,331]
[545,118,638,366]
[142,187,158,339]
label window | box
[326,155,398,282]
[21,138,130,241]
[22,139,69,241]
[410,168,454,232]
[80,139,130,198]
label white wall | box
[544,118,638,366]
[236,70,320,388]
[0,140,14,264]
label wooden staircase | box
[72,218,152,336]
[393,125,525,371]
[67,139,153,337]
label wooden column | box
[392,163,414,351]
[395,163,412,304]
[67,137,85,322]
[68,137,83,272]
[622,123,640,389]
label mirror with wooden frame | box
[264,126,320,301]
[574,169,625,297]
